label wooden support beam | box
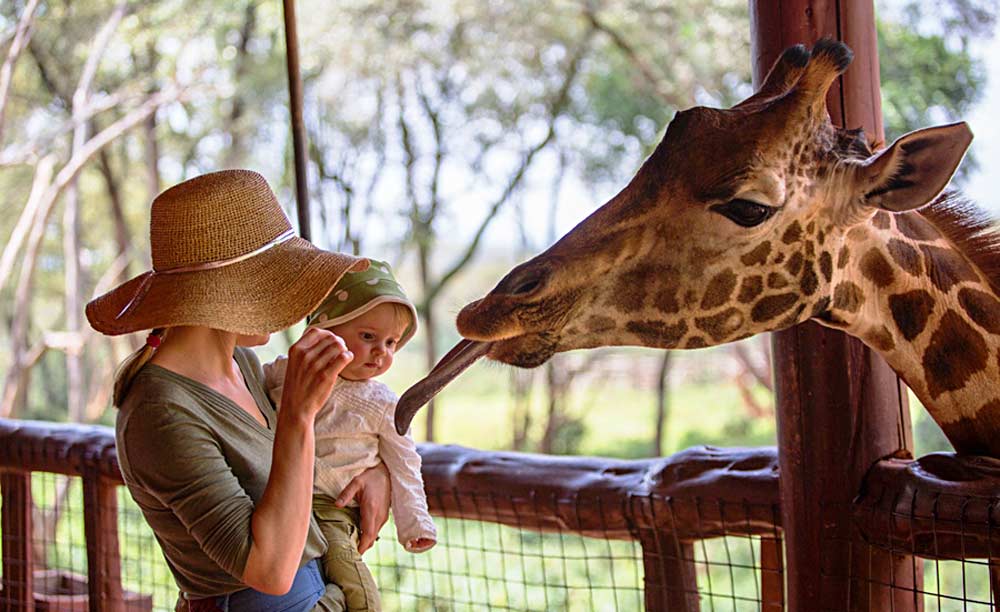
[82,473,124,612]
[749,1,918,610]
[1,471,34,612]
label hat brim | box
[86,237,367,336]
[309,295,419,349]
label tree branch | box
[0,0,42,144]
[425,32,593,305]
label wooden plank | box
[760,535,784,611]
[82,474,124,612]
[748,0,918,610]
[1,471,33,612]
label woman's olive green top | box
[115,347,330,600]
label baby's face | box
[331,303,409,381]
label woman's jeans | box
[188,559,325,612]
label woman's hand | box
[335,462,390,553]
[280,327,353,420]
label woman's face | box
[236,333,271,347]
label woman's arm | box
[243,328,352,594]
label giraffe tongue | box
[394,339,493,435]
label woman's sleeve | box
[119,403,257,579]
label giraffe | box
[395,40,1000,457]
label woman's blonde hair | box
[113,328,168,407]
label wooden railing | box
[2,418,1000,610]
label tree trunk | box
[222,1,258,168]
[652,350,671,456]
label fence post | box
[82,472,124,612]
[632,496,699,611]
[1,471,34,612]
[760,534,784,611]
[749,1,918,610]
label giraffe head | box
[394,40,975,433]
[454,40,971,367]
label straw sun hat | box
[86,169,367,336]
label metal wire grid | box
[828,490,1000,611]
[117,487,179,611]
[369,490,646,611]
[1,472,92,609]
[635,495,783,612]
[369,490,782,611]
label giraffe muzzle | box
[394,339,493,435]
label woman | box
[86,169,390,611]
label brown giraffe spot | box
[695,307,744,342]
[785,252,804,276]
[811,296,832,317]
[685,336,708,349]
[782,222,803,244]
[939,400,1000,455]
[887,239,922,276]
[777,302,808,329]
[586,315,616,333]
[800,265,819,296]
[833,282,864,314]
[612,266,651,312]
[805,241,816,258]
[818,251,833,282]
[868,326,896,352]
[958,288,1000,334]
[767,272,788,289]
[738,276,764,303]
[700,270,738,310]
[751,293,799,322]
[871,212,891,230]
[741,242,772,266]
[773,252,786,265]
[625,320,688,347]
[922,311,989,400]
[895,213,939,242]
[846,226,869,243]
[921,245,979,293]
[860,249,895,288]
[806,220,816,234]
[889,290,935,341]
[653,282,681,314]
[837,246,850,269]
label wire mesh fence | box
[4,420,1000,611]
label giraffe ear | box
[859,122,973,212]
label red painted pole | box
[749,1,918,610]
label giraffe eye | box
[711,199,776,227]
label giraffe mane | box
[916,191,1000,295]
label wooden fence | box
[2,418,1000,610]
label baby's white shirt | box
[263,356,436,552]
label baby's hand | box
[407,537,436,553]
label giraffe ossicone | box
[396,40,1000,457]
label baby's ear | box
[856,122,972,212]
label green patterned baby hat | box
[307,259,418,348]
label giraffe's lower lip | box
[394,339,493,435]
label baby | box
[264,259,436,612]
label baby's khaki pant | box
[312,497,381,612]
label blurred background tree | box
[0,0,995,458]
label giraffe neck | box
[826,210,1000,455]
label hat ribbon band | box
[114,228,298,320]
